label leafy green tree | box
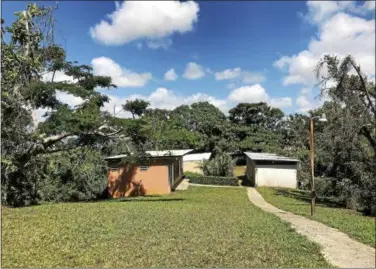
[171,102,229,151]
[123,99,150,119]
[38,148,108,202]
[315,55,376,215]
[229,102,284,130]
[140,109,200,150]
[316,55,375,161]
[313,102,375,214]
[1,4,126,206]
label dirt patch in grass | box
[2,187,331,268]
[233,165,246,177]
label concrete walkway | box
[246,187,375,268]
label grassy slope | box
[2,187,331,268]
[257,187,375,247]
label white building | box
[244,152,299,188]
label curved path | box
[246,187,375,268]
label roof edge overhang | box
[105,149,194,160]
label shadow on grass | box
[274,188,344,208]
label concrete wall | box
[107,157,184,198]
[254,163,298,189]
[183,160,203,174]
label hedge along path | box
[188,183,241,188]
[246,187,376,268]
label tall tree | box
[229,102,284,130]
[171,102,229,151]
[316,55,376,161]
[122,99,150,119]
[1,4,127,206]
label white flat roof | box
[183,152,212,162]
[244,152,299,162]
[105,149,194,160]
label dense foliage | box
[1,4,127,206]
[199,150,235,177]
[184,172,239,186]
[2,4,375,216]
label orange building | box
[105,149,193,198]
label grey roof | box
[105,149,194,160]
[244,152,300,162]
[183,152,212,162]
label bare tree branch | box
[348,59,376,115]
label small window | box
[140,165,148,172]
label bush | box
[185,172,238,186]
[38,149,107,203]
[184,171,202,178]
[359,173,376,216]
[200,151,234,177]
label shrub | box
[184,171,202,178]
[185,173,238,186]
[199,151,234,177]
[38,149,107,203]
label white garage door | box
[256,167,297,188]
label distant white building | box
[183,152,212,174]
[244,152,299,189]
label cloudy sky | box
[3,1,375,118]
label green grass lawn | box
[2,187,331,268]
[257,187,376,248]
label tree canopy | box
[1,4,126,205]
[123,99,150,119]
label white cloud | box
[38,83,292,121]
[101,94,133,118]
[242,71,265,84]
[147,38,172,50]
[34,91,85,123]
[275,3,375,87]
[56,91,84,108]
[215,68,242,80]
[215,68,265,84]
[273,56,291,70]
[90,1,199,46]
[300,87,312,95]
[91,57,152,87]
[296,95,314,112]
[102,87,229,116]
[270,97,293,108]
[164,68,178,81]
[228,84,269,104]
[38,70,293,120]
[37,72,84,123]
[363,1,376,11]
[227,84,292,109]
[183,62,205,80]
[305,1,375,24]
[42,71,76,83]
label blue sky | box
[3,1,375,117]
